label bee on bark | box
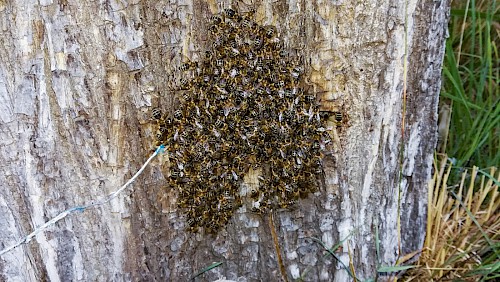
[224,8,237,19]
[158,124,168,134]
[205,50,214,60]
[299,186,310,199]
[241,18,253,29]
[221,201,233,211]
[247,51,256,61]
[155,132,163,141]
[304,94,316,102]
[249,188,260,200]
[179,61,198,72]
[211,15,222,25]
[229,47,240,57]
[165,117,173,126]
[174,109,183,120]
[290,66,304,79]
[253,37,263,50]
[208,24,220,34]
[179,78,192,90]
[206,222,220,234]
[333,111,344,125]
[213,39,225,51]
[279,50,288,57]
[279,199,298,209]
[216,58,224,67]
[251,206,262,214]
[263,25,277,39]
[152,108,162,120]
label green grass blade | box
[306,236,359,281]
[377,265,417,272]
[190,262,223,280]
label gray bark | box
[0,0,449,281]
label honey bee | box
[263,25,276,38]
[180,130,189,139]
[212,67,222,77]
[276,80,285,88]
[211,15,222,25]
[241,18,253,29]
[179,78,192,90]
[256,87,265,95]
[253,37,263,49]
[208,24,220,34]
[221,201,233,210]
[280,199,297,209]
[186,217,197,227]
[179,61,198,71]
[227,19,239,30]
[279,50,288,57]
[159,124,168,134]
[174,109,183,120]
[221,142,232,153]
[229,47,240,57]
[205,50,214,60]
[155,132,163,141]
[213,42,226,54]
[304,95,316,102]
[152,108,162,120]
[216,58,224,67]
[251,206,262,213]
[224,8,237,19]
[299,186,309,199]
[249,188,259,199]
[284,184,295,194]
[207,222,220,233]
[291,66,304,79]
[170,170,180,179]
[247,51,255,61]
[333,111,343,125]
[214,119,224,128]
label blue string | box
[0,145,164,257]
[71,206,86,213]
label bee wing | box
[195,120,203,129]
[308,106,314,121]
[296,157,302,165]
[279,149,286,159]
[213,129,221,138]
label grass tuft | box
[404,155,499,281]
[439,0,499,169]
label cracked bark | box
[0,0,449,281]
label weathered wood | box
[0,0,449,281]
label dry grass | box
[404,154,499,281]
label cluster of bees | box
[152,8,331,234]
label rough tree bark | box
[0,0,449,281]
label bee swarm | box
[152,8,330,234]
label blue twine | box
[0,145,164,257]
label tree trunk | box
[0,0,449,281]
